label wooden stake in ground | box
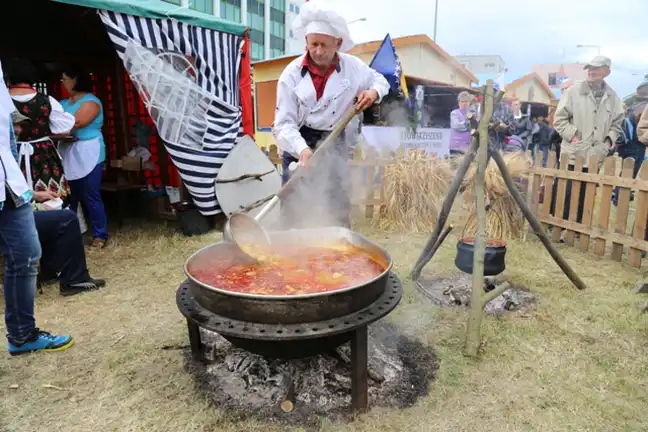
[464,81,495,358]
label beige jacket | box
[638,104,648,145]
[553,80,624,167]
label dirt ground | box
[1,218,647,432]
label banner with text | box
[361,126,450,158]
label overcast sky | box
[315,0,648,97]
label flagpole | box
[433,0,439,41]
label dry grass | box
[374,151,453,232]
[462,152,531,240]
[1,217,648,432]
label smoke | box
[277,131,354,232]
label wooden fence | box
[260,144,648,267]
[528,151,648,268]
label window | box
[289,3,294,12]
[289,29,294,39]
[270,35,285,52]
[220,2,242,22]
[484,62,495,68]
[270,7,285,23]
[251,42,265,61]
[548,73,557,86]
[295,5,299,14]
[270,21,284,38]
[190,0,213,14]
[247,0,265,15]
[271,0,285,11]
[247,12,265,31]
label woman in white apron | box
[60,66,108,248]
[5,59,76,202]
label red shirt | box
[302,54,339,100]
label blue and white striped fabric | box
[98,10,244,215]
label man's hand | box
[33,191,58,203]
[355,89,379,112]
[571,136,580,144]
[299,148,313,168]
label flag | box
[494,70,506,91]
[368,34,409,100]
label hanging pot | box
[455,237,507,276]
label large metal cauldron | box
[184,227,393,325]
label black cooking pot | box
[455,237,506,276]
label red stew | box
[190,245,385,296]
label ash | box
[186,323,437,426]
[417,273,536,315]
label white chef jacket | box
[274,52,390,158]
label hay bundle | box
[461,152,531,240]
[373,150,453,232]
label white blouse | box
[11,93,75,134]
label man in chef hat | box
[273,0,390,228]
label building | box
[163,0,298,61]
[532,63,587,91]
[349,34,478,88]
[454,54,506,75]
[251,34,479,149]
[504,72,556,105]
[286,0,306,54]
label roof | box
[348,34,479,83]
[405,75,476,92]
[52,0,247,35]
[252,53,300,67]
[505,72,556,101]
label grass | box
[1,217,648,432]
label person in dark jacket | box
[510,98,532,146]
[612,84,648,206]
[532,116,552,167]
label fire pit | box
[177,227,403,413]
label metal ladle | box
[224,104,360,261]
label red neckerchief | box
[301,54,339,100]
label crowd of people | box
[449,55,647,246]
[1,58,109,356]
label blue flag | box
[369,34,408,99]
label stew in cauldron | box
[190,243,385,296]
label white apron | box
[17,137,57,189]
[58,137,101,181]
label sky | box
[310,0,648,97]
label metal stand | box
[350,326,369,413]
[187,319,203,362]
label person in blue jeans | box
[59,66,108,248]
[0,62,73,354]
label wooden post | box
[464,81,495,358]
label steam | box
[278,132,354,232]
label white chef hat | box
[292,0,355,52]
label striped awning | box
[98,10,244,215]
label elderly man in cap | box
[273,0,389,229]
[553,55,624,223]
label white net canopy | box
[122,40,220,150]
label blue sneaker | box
[8,329,74,356]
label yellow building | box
[251,34,479,148]
[505,72,557,105]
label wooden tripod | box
[408,81,587,356]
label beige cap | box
[584,56,611,69]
